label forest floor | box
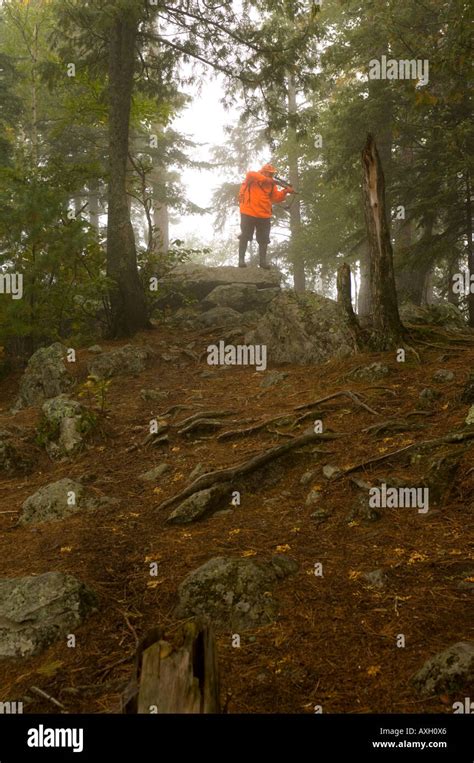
[0,320,473,714]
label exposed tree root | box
[336,429,474,478]
[156,430,345,512]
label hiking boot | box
[238,239,247,267]
[258,244,270,269]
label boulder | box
[19,478,117,525]
[88,344,155,379]
[174,555,298,630]
[400,302,466,330]
[0,572,98,658]
[39,395,92,458]
[412,642,474,695]
[197,307,243,328]
[158,264,281,302]
[465,405,474,426]
[166,484,231,524]
[204,283,280,313]
[245,293,354,365]
[14,343,73,410]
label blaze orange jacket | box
[239,171,290,218]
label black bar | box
[0,713,472,761]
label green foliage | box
[78,375,110,415]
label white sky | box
[170,76,238,243]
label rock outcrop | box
[245,292,355,364]
[159,264,281,303]
[88,344,155,379]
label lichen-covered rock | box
[39,395,92,458]
[0,572,98,658]
[433,369,455,383]
[245,293,354,365]
[14,343,73,410]
[412,642,474,695]
[19,478,118,525]
[88,344,155,379]
[158,264,281,302]
[350,363,389,381]
[204,283,280,313]
[465,405,474,426]
[166,484,231,524]
[174,555,298,630]
[197,307,243,328]
[400,302,466,329]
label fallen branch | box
[295,390,379,416]
[156,430,344,512]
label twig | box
[30,686,67,711]
[118,609,139,647]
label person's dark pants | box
[239,214,271,267]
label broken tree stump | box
[362,133,404,348]
[123,619,220,714]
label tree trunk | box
[357,240,371,317]
[337,263,361,343]
[88,180,100,232]
[362,134,403,348]
[466,171,474,327]
[106,12,149,337]
[447,255,460,305]
[153,200,169,252]
[287,74,305,293]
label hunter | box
[238,163,295,268]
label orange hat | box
[260,163,276,175]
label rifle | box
[273,175,295,191]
